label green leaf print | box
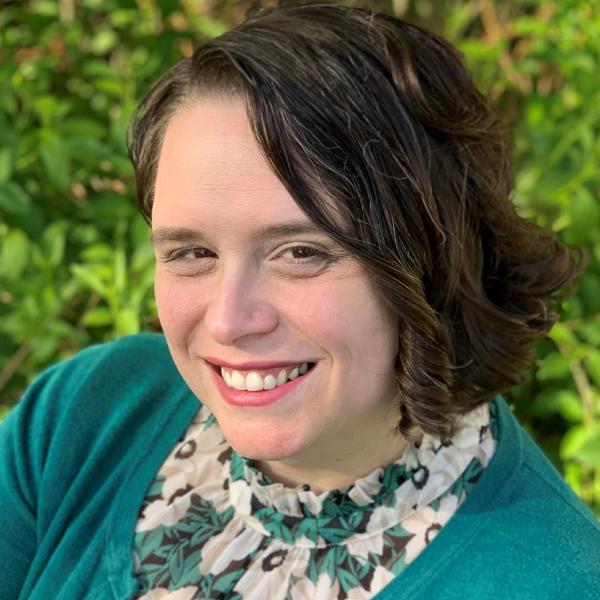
[348,511,364,530]
[229,453,246,480]
[168,544,186,585]
[337,567,361,593]
[356,558,372,580]
[175,548,203,587]
[203,413,218,430]
[264,519,295,544]
[308,553,319,583]
[321,548,337,582]
[294,517,318,543]
[319,525,356,544]
[213,569,246,594]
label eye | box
[279,245,329,261]
[166,247,216,262]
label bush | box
[1,0,599,515]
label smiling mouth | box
[209,362,316,392]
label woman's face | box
[152,99,401,465]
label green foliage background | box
[1,0,599,514]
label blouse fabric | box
[2,334,599,600]
[132,401,497,599]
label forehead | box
[153,99,299,222]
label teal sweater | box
[1,334,599,599]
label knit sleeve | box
[0,334,190,599]
[0,364,62,599]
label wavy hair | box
[128,4,585,439]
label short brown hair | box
[128,4,585,439]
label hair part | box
[128,3,586,439]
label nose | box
[204,267,278,346]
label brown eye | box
[281,245,328,261]
[166,247,216,262]
[190,248,215,259]
[290,246,321,259]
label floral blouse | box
[132,402,497,599]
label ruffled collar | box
[223,404,494,545]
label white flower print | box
[229,478,254,515]
[136,492,192,531]
[137,586,197,600]
[136,414,231,532]
[199,518,262,576]
[234,544,309,600]
[133,401,496,599]
[367,565,396,596]
[478,433,497,467]
[402,493,461,563]
[345,565,396,600]
[290,572,340,600]
[348,505,399,560]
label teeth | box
[220,363,312,391]
[276,369,288,386]
[230,370,246,390]
[245,372,264,392]
[264,374,277,390]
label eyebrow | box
[150,221,329,248]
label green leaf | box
[82,307,113,327]
[41,221,68,267]
[0,147,12,183]
[577,434,600,468]
[0,229,30,280]
[57,118,106,139]
[70,264,107,297]
[564,187,600,245]
[115,309,139,335]
[29,0,58,16]
[536,352,571,381]
[0,182,32,216]
[579,274,600,315]
[583,350,600,388]
[39,130,70,192]
[29,336,58,363]
[560,424,600,460]
[548,322,578,346]
[552,390,584,423]
[114,248,126,294]
[81,243,114,263]
[579,321,600,346]
[94,77,124,97]
[91,29,118,55]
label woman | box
[1,4,599,599]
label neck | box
[254,419,409,495]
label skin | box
[152,99,407,493]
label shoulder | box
[495,398,600,541]
[20,333,180,414]
[2,333,195,469]
[464,398,600,592]
[0,334,199,597]
[46,332,174,384]
[382,398,600,600]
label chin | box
[219,418,309,462]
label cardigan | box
[0,333,599,599]
[130,399,497,598]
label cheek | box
[154,273,206,340]
[291,280,393,364]
[288,285,354,346]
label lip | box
[204,356,312,370]
[207,360,316,408]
